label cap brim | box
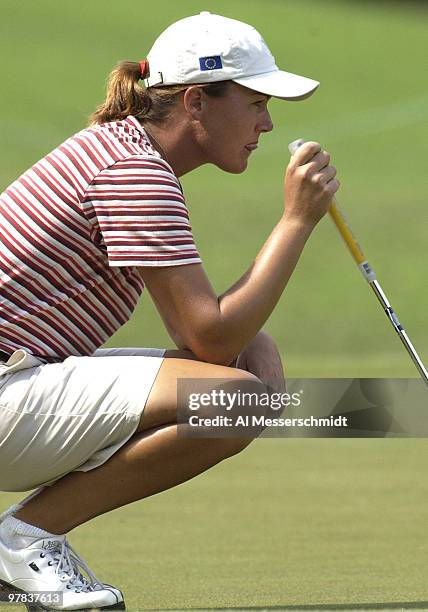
[233,69,319,101]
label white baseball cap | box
[144,11,319,100]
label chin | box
[215,157,248,174]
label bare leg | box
[13,426,248,534]
[13,356,263,534]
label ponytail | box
[89,60,150,124]
[89,60,231,126]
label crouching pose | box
[0,11,338,610]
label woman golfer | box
[0,11,338,611]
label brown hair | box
[89,60,230,126]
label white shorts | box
[0,347,165,492]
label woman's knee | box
[140,359,265,433]
[192,370,265,459]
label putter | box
[288,138,428,386]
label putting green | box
[1,439,428,610]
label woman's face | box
[195,83,274,174]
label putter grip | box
[288,139,305,156]
[287,138,369,270]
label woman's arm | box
[139,217,310,364]
[139,142,339,365]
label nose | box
[258,108,274,134]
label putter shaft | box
[288,139,428,386]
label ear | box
[183,86,204,120]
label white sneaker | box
[0,533,125,610]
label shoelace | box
[46,539,103,593]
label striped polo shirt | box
[0,116,201,361]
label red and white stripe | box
[0,116,201,361]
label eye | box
[253,98,268,108]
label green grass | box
[1,1,428,610]
[2,439,428,610]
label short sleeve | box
[82,155,202,267]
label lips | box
[245,143,258,152]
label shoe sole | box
[0,578,126,611]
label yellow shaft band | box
[329,201,366,265]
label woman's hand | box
[235,330,286,394]
[284,141,340,228]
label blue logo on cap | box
[199,56,223,71]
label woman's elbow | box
[189,340,237,367]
